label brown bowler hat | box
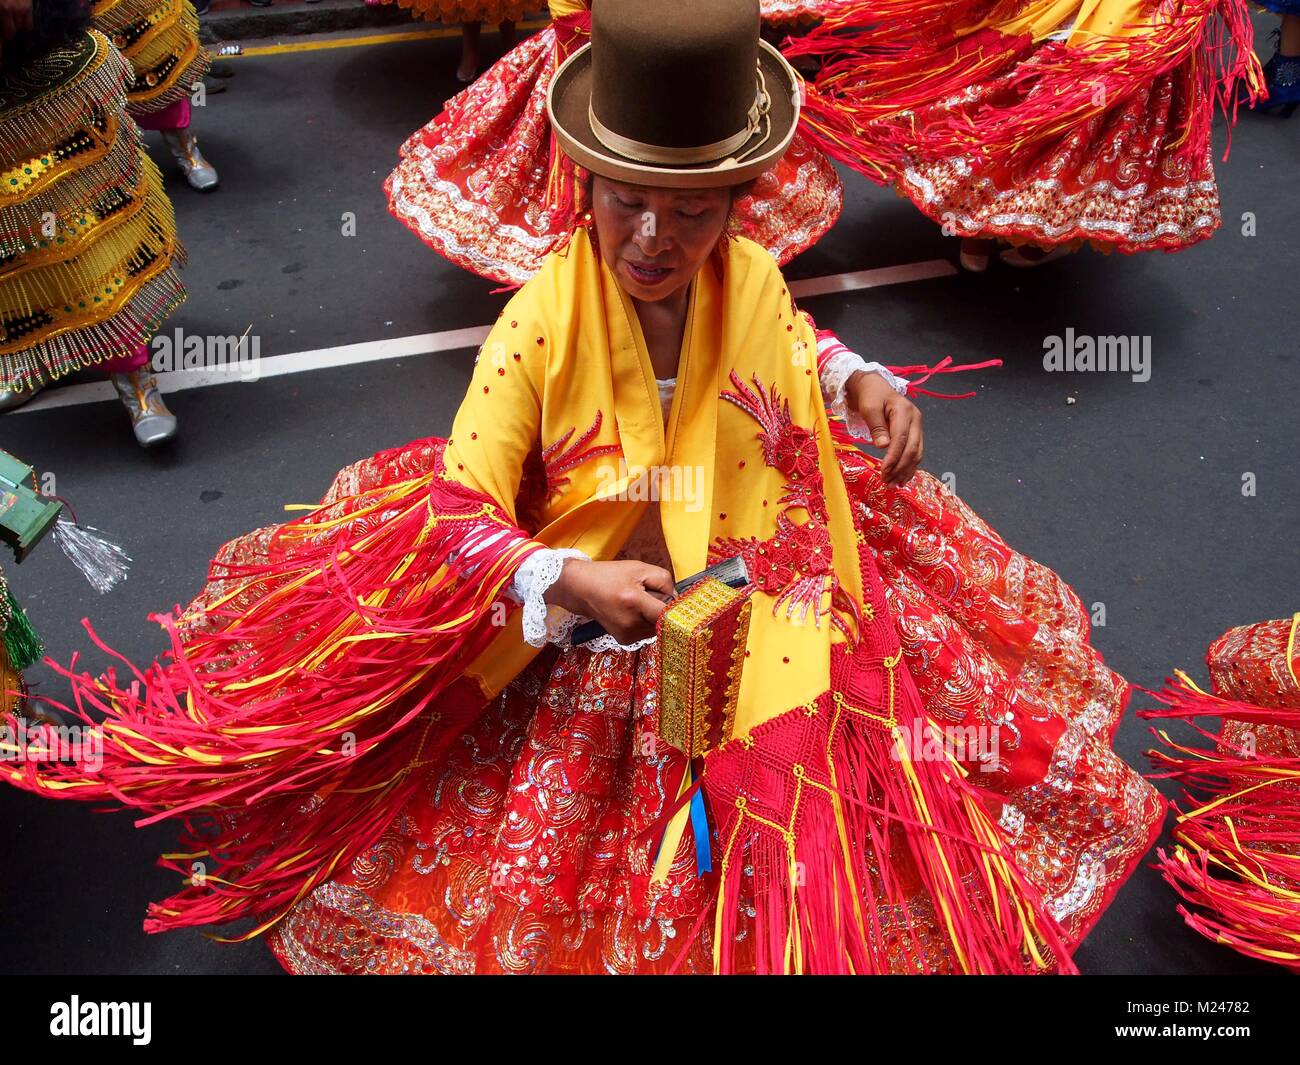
[547,0,801,188]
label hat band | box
[587,66,771,167]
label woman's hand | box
[545,558,674,644]
[845,370,924,486]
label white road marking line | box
[788,258,956,298]
[16,325,492,414]
[12,259,956,414]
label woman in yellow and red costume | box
[4,0,1163,975]
[1140,613,1300,971]
[91,0,216,190]
[386,0,846,287]
[785,0,1262,269]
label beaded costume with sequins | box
[385,1,844,286]
[2,231,1164,976]
[89,0,210,116]
[1139,614,1300,971]
[261,446,1165,976]
[786,0,1262,253]
[0,30,186,391]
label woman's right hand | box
[545,558,674,644]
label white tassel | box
[51,517,132,594]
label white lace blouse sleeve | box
[511,547,591,648]
[816,334,909,440]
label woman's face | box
[590,175,732,303]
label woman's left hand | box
[845,370,924,486]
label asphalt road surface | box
[1,23,1297,975]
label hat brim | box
[547,39,800,189]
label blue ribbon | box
[689,786,712,874]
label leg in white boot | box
[110,369,178,447]
[161,128,219,192]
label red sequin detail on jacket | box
[540,410,621,501]
[713,373,855,634]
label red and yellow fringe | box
[697,581,1075,974]
[1139,655,1300,971]
[782,0,1262,186]
[2,442,538,939]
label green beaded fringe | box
[3,588,43,671]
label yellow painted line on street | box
[223,19,547,58]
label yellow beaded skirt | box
[0,30,187,391]
[90,0,211,116]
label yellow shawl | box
[445,226,864,739]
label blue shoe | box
[1255,48,1300,116]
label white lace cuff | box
[820,345,909,404]
[819,342,909,441]
[579,631,659,654]
[512,548,591,648]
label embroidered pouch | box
[657,577,752,757]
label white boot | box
[161,128,219,192]
[110,369,178,447]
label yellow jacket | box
[445,227,864,738]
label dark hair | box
[1,0,93,74]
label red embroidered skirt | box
[263,440,1165,974]
[787,0,1259,254]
